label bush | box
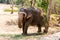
[16,0,22,5]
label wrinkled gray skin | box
[18,7,48,35]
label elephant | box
[18,7,48,35]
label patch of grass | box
[4,9,18,12]
[11,35,27,39]
[0,34,26,39]
[0,33,45,40]
[0,33,45,38]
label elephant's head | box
[18,8,32,28]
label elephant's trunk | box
[18,12,27,28]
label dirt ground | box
[0,4,60,40]
[0,13,60,40]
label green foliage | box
[41,0,48,12]
[15,0,48,12]
[16,0,22,5]
[36,0,48,12]
[36,0,42,7]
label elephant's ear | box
[27,13,32,19]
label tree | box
[11,0,14,14]
[44,0,52,33]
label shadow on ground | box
[0,32,45,39]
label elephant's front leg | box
[37,24,42,33]
[22,22,28,35]
[22,17,33,35]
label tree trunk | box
[44,0,52,33]
[33,0,36,7]
[30,0,36,7]
[30,0,33,7]
[11,0,14,14]
[21,0,27,7]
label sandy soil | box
[0,4,60,40]
[0,13,59,34]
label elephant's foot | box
[38,30,41,33]
[37,30,41,33]
[44,29,48,33]
[22,33,27,35]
